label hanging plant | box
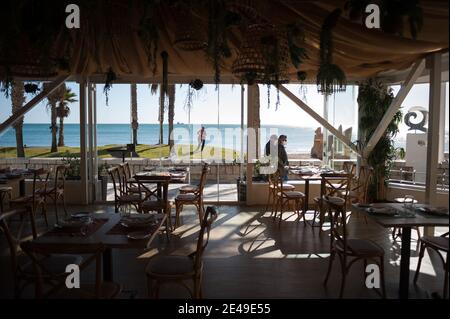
[139,0,161,75]
[0,68,13,98]
[24,83,40,95]
[103,68,117,106]
[184,83,195,112]
[345,0,423,39]
[317,9,347,96]
[357,79,403,201]
[206,0,241,88]
[190,79,204,91]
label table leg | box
[103,248,113,282]
[399,227,412,299]
[19,179,26,197]
[304,180,309,214]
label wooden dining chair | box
[0,186,12,213]
[313,173,352,231]
[119,162,141,195]
[174,163,209,228]
[38,164,70,224]
[265,169,295,215]
[323,197,386,298]
[272,169,306,226]
[341,166,373,223]
[179,163,208,195]
[134,175,172,239]
[9,168,50,230]
[0,209,82,298]
[108,167,142,213]
[414,231,449,298]
[20,241,121,299]
[145,206,217,299]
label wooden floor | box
[0,204,448,299]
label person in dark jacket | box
[265,135,278,157]
[278,135,289,180]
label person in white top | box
[197,126,207,152]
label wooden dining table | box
[31,212,167,281]
[352,203,449,299]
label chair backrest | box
[20,241,106,299]
[342,162,356,175]
[321,173,352,200]
[323,197,348,253]
[108,167,122,200]
[0,209,28,281]
[29,168,50,208]
[51,164,70,191]
[193,206,217,273]
[196,163,210,195]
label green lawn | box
[0,144,241,161]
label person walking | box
[278,135,289,181]
[197,126,207,152]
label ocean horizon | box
[1,123,448,154]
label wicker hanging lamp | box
[232,24,290,86]
[173,8,207,52]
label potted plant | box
[357,79,403,201]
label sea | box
[0,123,447,153]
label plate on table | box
[57,217,93,229]
[121,215,156,228]
[366,207,398,216]
[357,203,373,208]
[127,231,152,240]
[71,212,91,219]
[417,207,449,217]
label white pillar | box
[79,78,88,205]
[87,82,97,203]
[93,84,98,184]
[438,82,447,163]
[425,52,442,207]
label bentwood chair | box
[414,231,449,298]
[340,166,373,223]
[313,173,352,231]
[38,164,70,224]
[179,163,208,195]
[108,167,142,213]
[134,174,172,239]
[265,168,295,215]
[323,197,386,298]
[10,168,50,232]
[174,164,209,228]
[21,241,121,299]
[119,162,141,195]
[272,169,306,226]
[145,206,217,299]
[0,209,82,298]
[0,186,12,213]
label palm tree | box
[168,84,175,149]
[44,83,65,152]
[130,83,138,146]
[11,81,25,157]
[56,88,77,147]
[150,84,165,145]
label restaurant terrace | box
[0,0,448,300]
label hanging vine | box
[316,9,347,96]
[103,68,117,106]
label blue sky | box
[0,83,326,127]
